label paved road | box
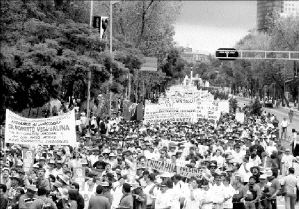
[236,97,299,209]
[236,96,299,140]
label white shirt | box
[281,154,294,168]
[143,182,155,206]
[155,189,175,209]
[222,184,236,209]
[184,188,202,209]
[249,156,262,167]
[281,120,289,128]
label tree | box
[161,48,186,79]
[0,0,144,120]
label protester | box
[1,85,299,209]
[281,167,299,209]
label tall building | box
[257,0,282,31]
[280,0,299,17]
[257,0,299,31]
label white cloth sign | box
[235,112,245,123]
[5,109,76,145]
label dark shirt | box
[88,194,110,209]
[0,194,8,209]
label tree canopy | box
[0,0,182,121]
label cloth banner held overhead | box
[136,159,201,178]
[5,109,76,145]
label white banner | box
[235,112,245,124]
[5,109,76,145]
[144,85,229,124]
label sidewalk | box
[235,96,299,113]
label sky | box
[173,1,257,55]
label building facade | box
[257,0,299,31]
[280,0,299,17]
[257,0,282,31]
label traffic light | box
[100,16,109,39]
[92,16,109,39]
[215,48,239,60]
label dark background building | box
[257,0,282,31]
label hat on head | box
[100,181,110,187]
[109,153,117,157]
[48,160,55,164]
[27,184,38,192]
[57,174,70,185]
[2,167,10,172]
[250,166,260,173]
[102,149,110,154]
[53,181,63,188]
[10,173,21,181]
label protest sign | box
[136,159,202,178]
[22,149,35,173]
[73,167,85,190]
[144,85,228,124]
[5,109,76,145]
[235,112,245,123]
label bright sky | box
[173,1,257,55]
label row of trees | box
[206,15,299,106]
[0,0,183,121]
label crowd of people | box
[0,108,299,209]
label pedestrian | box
[281,167,299,209]
[281,118,289,140]
[88,185,110,209]
[118,183,133,209]
[288,109,294,123]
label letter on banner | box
[5,109,76,145]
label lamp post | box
[86,0,94,128]
[108,1,119,117]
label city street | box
[1,1,299,209]
[236,96,299,139]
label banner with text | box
[136,159,202,178]
[5,109,76,145]
[144,85,227,124]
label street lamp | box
[108,1,120,117]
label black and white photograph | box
[0,1,299,209]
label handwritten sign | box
[5,109,76,145]
[23,149,35,173]
[136,159,202,178]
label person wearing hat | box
[57,174,70,188]
[18,185,38,209]
[100,181,113,205]
[0,167,11,189]
[244,176,261,209]
[131,182,146,209]
[45,159,56,179]
[53,160,64,177]
[154,179,175,209]
[108,152,118,168]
